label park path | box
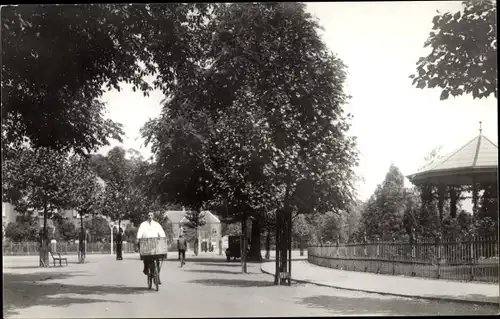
[3,253,498,318]
[261,260,500,305]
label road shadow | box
[297,295,499,316]
[162,257,227,263]
[193,262,242,268]
[3,260,101,269]
[427,294,500,305]
[4,265,56,270]
[3,272,149,317]
[184,269,246,275]
[188,278,274,288]
[192,260,262,266]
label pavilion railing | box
[308,236,498,283]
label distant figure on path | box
[177,233,188,263]
[116,227,123,260]
[136,212,166,275]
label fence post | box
[336,236,339,257]
[363,235,368,272]
[469,233,475,281]
[376,238,380,274]
[363,235,367,257]
[436,234,442,279]
[411,230,416,277]
[392,237,396,275]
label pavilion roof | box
[407,131,498,185]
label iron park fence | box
[308,236,499,283]
[2,241,137,256]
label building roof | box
[165,211,187,224]
[407,130,498,185]
[179,211,221,224]
[166,210,221,225]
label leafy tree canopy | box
[2,147,74,216]
[142,3,359,227]
[4,215,39,242]
[2,4,216,154]
[410,0,497,100]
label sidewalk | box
[261,260,499,305]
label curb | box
[260,264,499,307]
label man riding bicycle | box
[136,212,166,277]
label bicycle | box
[146,255,164,291]
[139,237,169,292]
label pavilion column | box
[449,186,458,218]
[437,184,446,232]
[472,179,479,218]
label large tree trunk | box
[274,209,280,285]
[194,229,199,256]
[275,179,293,285]
[249,217,262,262]
[241,213,248,273]
[79,213,85,263]
[39,205,49,267]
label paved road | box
[3,254,498,318]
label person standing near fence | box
[116,227,123,260]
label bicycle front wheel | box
[153,262,159,291]
[147,261,154,290]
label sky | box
[99,1,498,203]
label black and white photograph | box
[2,1,498,317]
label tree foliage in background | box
[291,214,314,246]
[4,215,39,242]
[142,3,359,267]
[84,216,110,242]
[152,211,174,243]
[123,224,138,242]
[67,155,104,225]
[410,0,497,100]
[1,146,76,265]
[221,222,241,237]
[358,165,408,241]
[1,4,216,154]
[2,147,74,216]
[89,147,156,226]
[53,218,79,241]
[99,147,133,224]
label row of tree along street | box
[2,1,496,278]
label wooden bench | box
[50,251,68,267]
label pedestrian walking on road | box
[116,228,123,260]
[177,233,188,264]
